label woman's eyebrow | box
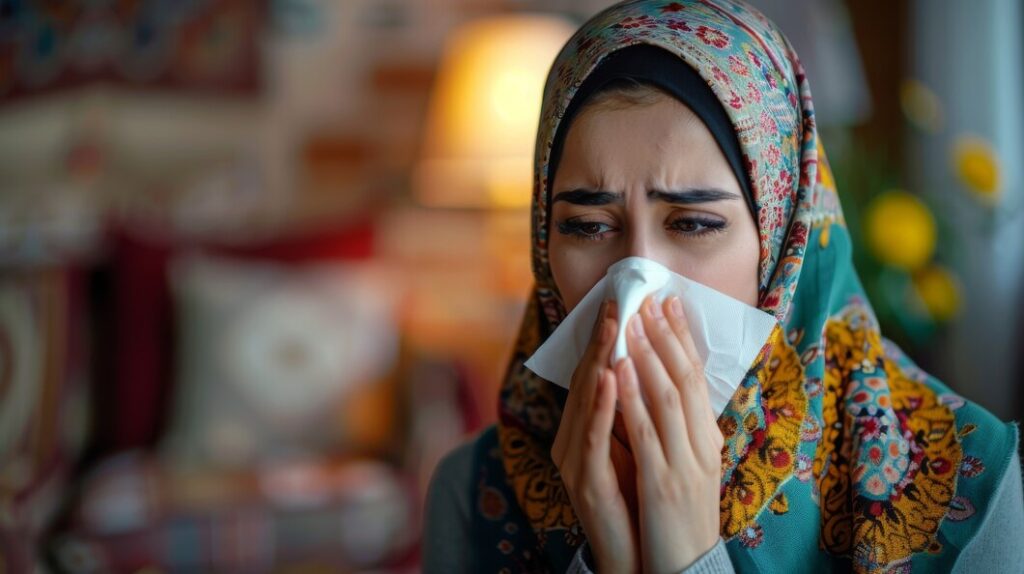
[551,189,623,205]
[551,187,740,205]
[648,188,741,204]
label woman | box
[424,1,1023,572]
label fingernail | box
[629,315,645,339]
[599,318,613,344]
[670,296,684,318]
[648,298,663,319]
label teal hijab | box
[468,1,1019,572]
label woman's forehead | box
[557,99,729,184]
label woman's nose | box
[625,225,673,268]
[625,226,656,260]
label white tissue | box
[524,257,777,416]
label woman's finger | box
[614,354,668,476]
[662,296,713,415]
[582,367,619,481]
[553,301,605,466]
[642,296,700,393]
[581,299,616,365]
[571,300,616,408]
[554,302,617,472]
[627,308,692,467]
[662,295,723,464]
[559,336,639,574]
[665,296,702,365]
[578,303,617,414]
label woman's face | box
[549,93,760,311]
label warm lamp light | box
[415,15,574,209]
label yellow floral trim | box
[720,326,807,537]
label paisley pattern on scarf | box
[498,422,578,537]
[497,294,579,542]
[470,1,1019,573]
[816,302,962,570]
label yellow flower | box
[913,265,961,322]
[864,190,937,271]
[952,136,1001,202]
[900,79,943,134]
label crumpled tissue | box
[524,257,777,416]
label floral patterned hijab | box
[466,1,1018,572]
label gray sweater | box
[423,437,1024,573]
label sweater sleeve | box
[422,440,476,574]
[567,539,735,574]
[952,449,1024,573]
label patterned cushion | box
[162,254,400,468]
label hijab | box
[466,1,1019,572]
[547,43,757,217]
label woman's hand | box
[618,294,725,574]
[551,300,640,574]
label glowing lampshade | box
[415,15,574,209]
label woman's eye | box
[669,217,727,237]
[556,219,615,241]
[556,216,726,241]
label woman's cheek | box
[689,240,760,305]
[549,244,608,313]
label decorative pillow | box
[163,254,399,468]
[92,218,376,457]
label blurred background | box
[0,0,1020,571]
